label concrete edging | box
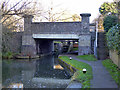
[58,59,77,75]
[58,58,82,88]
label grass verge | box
[59,56,93,88]
[77,54,97,61]
[102,59,120,86]
[72,47,78,51]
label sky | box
[6,0,114,23]
[40,0,114,22]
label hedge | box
[106,24,120,55]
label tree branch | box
[2,0,23,16]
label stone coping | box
[66,81,82,89]
[58,59,77,75]
[58,58,82,88]
[80,13,91,17]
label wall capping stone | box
[80,13,91,17]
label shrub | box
[106,24,120,54]
[2,51,13,59]
[103,15,118,32]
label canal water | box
[2,55,71,88]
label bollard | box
[69,56,72,60]
[83,68,87,73]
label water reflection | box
[8,83,23,88]
[34,55,70,79]
[2,55,71,88]
[53,64,64,70]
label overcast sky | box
[7,0,114,22]
[40,0,114,22]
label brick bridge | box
[22,13,92,56]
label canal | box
[2,55,71,88]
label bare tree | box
[0,0,43,52]
[72,14,81,21]
[1,0,43,31]
[37,0,71,22]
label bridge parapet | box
[23,13,91,35]
[31,22,82,34]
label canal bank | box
[58,58,82,88]
[2,55,71,88]
[58,55,92,88]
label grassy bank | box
[77,54,97,61]
[59,56,93,88]
[102,59,120,86]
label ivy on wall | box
[106,24,120,55]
